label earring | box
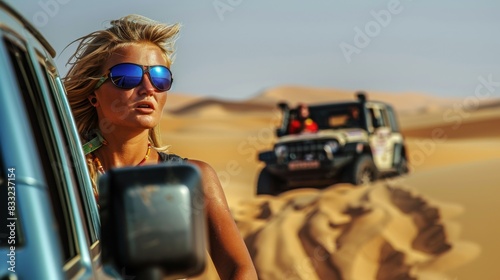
[89,97,97,106]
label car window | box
[310,104,365,130]
[41,62,99,245]
[368,107,386,129]
[379,108,392,130]
[4,37,78,262]
[385,106,400,132]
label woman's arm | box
[188,159,258,280]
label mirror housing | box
[99,163,207,280]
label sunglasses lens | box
[109,63,143,89]
[149,66,172,91]
[108,63,172,91]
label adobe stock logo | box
[339,0,412,63]
[32,0,72,28]
[213,0,243,21]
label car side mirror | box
[98,163,207,280]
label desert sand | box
[162,86,500,280]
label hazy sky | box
[6,0,500,101]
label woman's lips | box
[135,107,154,114]
[135,101,155,113]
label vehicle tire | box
[256,168,282,195]
[395,157,409,175]
[344,155,378,185]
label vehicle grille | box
[286,140,330,162]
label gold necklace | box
[93,143,152,174]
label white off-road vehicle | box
[256,93,409,195]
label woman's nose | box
[138,73,156,95]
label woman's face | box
[93,43,169,133]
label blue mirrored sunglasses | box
[94,63,173,91]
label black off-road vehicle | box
[256,92,409,195]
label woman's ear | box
[88,95,99,107]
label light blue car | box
[0,2,206,279]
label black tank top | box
[158,152,187,163]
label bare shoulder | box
[186,159,225,200]
[187,159,217,178]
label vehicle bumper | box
[265,155,354,188]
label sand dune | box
[164,92,204,111]
[168,86,456,115]
[235,183,479,280]
[402,108,500,139]
[250,85,457,113]
[167,97,274,116]
[403,159,500,280]
[162,88,500,280]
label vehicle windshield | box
[308,103,366,130]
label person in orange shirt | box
[288,103,318,134]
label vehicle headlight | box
[324,140,340,154]
[274,145,288,158]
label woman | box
[63,15,257,280]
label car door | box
[0,8,105,278]
[367,104,394,170]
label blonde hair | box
[63,15,180,191]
